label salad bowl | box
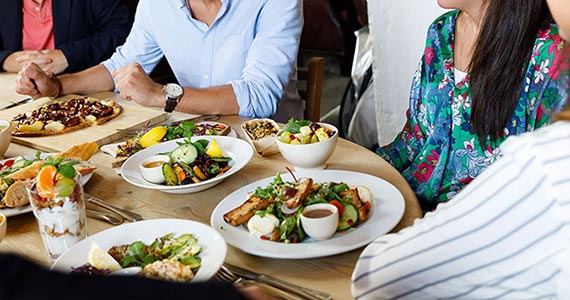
[120,136,254,194]
[276,122,338,170]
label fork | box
[86,208,123,225]
[215,266,245,284]
[215,266,302,300]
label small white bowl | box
[275,123,338,170]
[0,120,11,158]
[139,155,171,184]
[300,203,339,241]
[0,212,7,243]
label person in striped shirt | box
[351,0,570,298]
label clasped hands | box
[4,49,68,75]
[15,62,164,106]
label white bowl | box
[121,136,254,194]
[52,219,227,282]
[0,120,11,158]
[139,155,171,184]
[0,212,6,243]
[275,123,338,170]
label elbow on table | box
[232,79,281,118]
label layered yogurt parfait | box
[27,159,87,261]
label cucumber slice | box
[211,156,231,162]
[170,143,198,164]
[337,204,358,231]
[180,256,201,269]
[178,161,195,177]
[162,163,179,186]
[11,157,28,169]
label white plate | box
[121,136,253,194]
[52,219,226,282]
[210,170,405,259]
[0,153,94,218]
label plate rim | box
[120,136,253,191]
[210,169,405,259]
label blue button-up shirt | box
[102,0,303,118]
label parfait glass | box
[27,173,87,262]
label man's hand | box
[15,63,59,98]
[112,63,163,107]
[15,50,69,75]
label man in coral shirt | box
[0,0,130,74]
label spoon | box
[110,266,142,276]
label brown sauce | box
[143,161,165,168]
[303,209,333,218]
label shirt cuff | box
[229,80,254,118]
[101,59,120,75]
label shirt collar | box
[179,0,229,9]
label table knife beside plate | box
[223,264,332,300]
[85,193,142,222]
[0,97,33,111]
[117,114,221,137]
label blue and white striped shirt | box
[102,0,303,119]
[352,121,570,299]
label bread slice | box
[3,180,30,207]
[8,142,98,180]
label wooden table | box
[0,73,422,300]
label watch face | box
[164,83,184,98]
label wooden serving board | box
[0,94,169,152]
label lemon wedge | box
[205,139,223,157]
[87,242,122,272]
[140,126,167,148]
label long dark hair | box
[469,0,551,142]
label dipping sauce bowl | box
[300,203,339,240]
[139,155,171,184]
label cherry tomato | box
[329,200,344,216]
[3,159,14,168]
[363,201,372,213]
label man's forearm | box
[59,64,115,95]
[175,84,240,115]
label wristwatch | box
[163,83,184,113]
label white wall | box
[367,1,444,146]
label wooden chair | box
[298,57,325,122]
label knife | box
[85,193,143,222]
[0,97,33,111]
[117,115,220,137]
[223,264,332,300]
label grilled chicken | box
[340,189,368,222]
[223,195,274,226]
[284,178,313,209]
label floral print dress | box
[378,10,569,211]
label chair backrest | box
[298,57,325,122]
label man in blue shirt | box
[15,0,303,119]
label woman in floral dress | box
[378,0,570,211]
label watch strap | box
[164,97,178,113]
